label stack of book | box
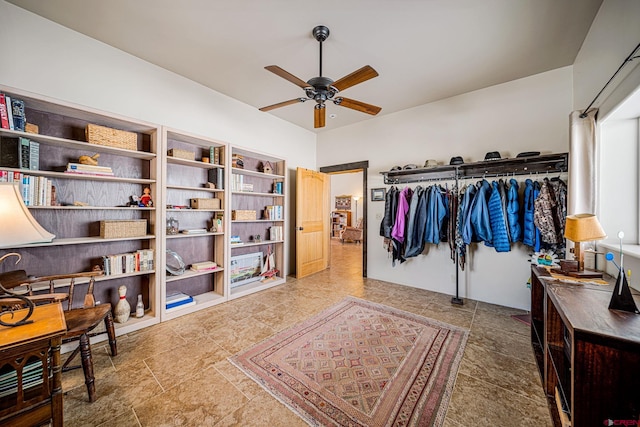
[265,205,283,220]
[269,225,284,241]
[230,235,243,245]
[0,136,39,170]
[165,292,195,313]
[190,261,217,272]
[0,92,26,131]
[65,163,114,176]
[0,170,53,206]
[102,249,154,276]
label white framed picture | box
[230,252,264,288]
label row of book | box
[264,205,283,220]
[269,225,284,241]
[165,292,195,313]
[65,162,114,176]
[0,136,39,170]
[230,173,252,192]
[101,249,154,276]
[0,169,54,206]
[0,360,42,399]
[209,146,224,166]
[0,93,26,131]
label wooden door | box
[296,167,330,278]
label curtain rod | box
[579,41,640,118]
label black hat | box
[516,151,540,158]
[449,156,464,165]
[403,164,418,170]
[484,151,501,161]
[390,166,402,171]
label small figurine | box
[79,153,100,166]
[139,187,153,207]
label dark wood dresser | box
[530,266,640,426]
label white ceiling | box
[8,0,603,132]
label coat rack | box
[380,152,569,305]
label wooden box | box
[86,124,137,151]
[100,219,147,238]
[167,148,195,161]
[232,210,256,220]
[190,198,221,209]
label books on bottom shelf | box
[102,249,154,276]
[269,225,283,241]
[165,292,196,312]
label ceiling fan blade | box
[259,98,305,112]
[334,97,381,115]
[265,65,310,89]
[332,65,378,92]
[314,105,326,128]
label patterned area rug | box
[230,297,468,426]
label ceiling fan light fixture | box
[260,25,381,128]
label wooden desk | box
[0,303,66,427]
[530,266,640,426]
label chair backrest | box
[355,217,364,229]
[0,270,103,311]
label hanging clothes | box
[424,185,448,244]
[522,179,536,247]
[535,178,563,245]
[448,185,459,263]
[390,187,412,265]
[498,179,511,243]
[506,178,521,243]
[486,180,510,252]
[468,180,493,245]
[405,186,426,258]
[460,184,477,245]
[380,186,398,239]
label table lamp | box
[563,213,606,278]
[0,182,55,326]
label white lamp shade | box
[0,182,55,248]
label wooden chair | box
[0,270,117,403]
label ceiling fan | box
[259,25,382,129]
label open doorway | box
[320,161,368,277]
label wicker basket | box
[100,220,147,238]
[86,124,137,151]
[167,148,196,161]
[232,210,257,220]
[190,198,221,209]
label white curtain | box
[568,109,598,215]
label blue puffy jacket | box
[487,181,510,252]
[469,180,492,245]
[522,179,536,247]
[507,179,521,242]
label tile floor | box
[62,240,552,426]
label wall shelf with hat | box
[381,152,568,185]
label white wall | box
[0,1,317,275]
[330,172,363,226]
[318,67,573,310]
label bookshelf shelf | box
[228,147,286,300]
[162,127,228,321]
[0,84,162,336]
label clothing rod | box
[579,41,640,118]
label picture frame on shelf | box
[230,252,264,288]
[371,188,386,201]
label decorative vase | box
[136,294,144,318]
[114,285,131,323]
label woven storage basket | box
[167,148,196,161]
[100,220,147,238]
[86,124,137,150]
[232,210,256,220]
[190,198,221,209]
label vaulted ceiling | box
[8,0,603,132]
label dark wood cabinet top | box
[547,284,640,346]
